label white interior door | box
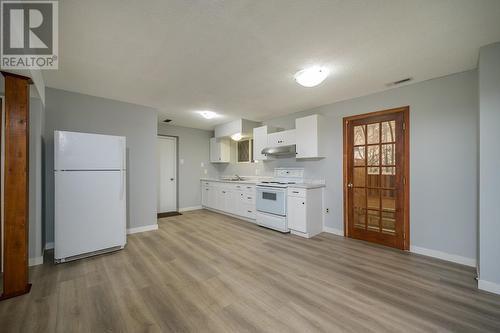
[157,136,177,213]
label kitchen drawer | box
[241,203,256,219]
[288,188,306,198]
[243,193,255,204]
[232,183,245,191]
[243,184,255,193]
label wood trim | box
[1,74,32,300]
[343,118,349,238]
[403,107,410,251]
[1,71,34,84]
[342,106,410,250]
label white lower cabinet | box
[287,196,307,233]
[201,181,256,221]
[202,185,216,208]
[287,187,323,238]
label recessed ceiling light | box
[294,66,329,87]
[196,110,218,119]
[231,133,243,141]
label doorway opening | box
[157,135,179,217]
[343,106,409,250]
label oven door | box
[256,187,286,216]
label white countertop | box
[200,178,262,185]
[288,183,326,189]
[201,178,325,188]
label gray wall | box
[478,43,500,288]
[157,123,218,209]
[44,88,158,244]
[216,70,478,262]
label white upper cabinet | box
[267,129,296,147]
[214,119,261,139]
[250,114,326,162]
[210,137,230,163]
[253,125,275,160]
[295,114,326,159]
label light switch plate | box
[180,159,184,164]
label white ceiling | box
[44,0,500,130]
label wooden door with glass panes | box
[344,107,409,250]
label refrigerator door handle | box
[120,142,126,200]
[120,149,126,200]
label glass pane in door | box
[353,188,366,229]
[367,123,380,144]
[354,126,365,145]
[381,121,396,143]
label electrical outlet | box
[204,169,207,174]
[326,208,330,213]
[200,162,204,167]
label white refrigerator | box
[54,130,127,262]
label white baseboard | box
[127,224,158,234]
[204,207,256,223]
[29,256,44,267]
[323,226,344,236]
[179,205,202,212]
[45,242,54,250]
[478,279,500,295]
[410,246,476,267]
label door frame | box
[157,135,179,214]
[342,106,410,250]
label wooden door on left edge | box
[344,107,409,250]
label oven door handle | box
[257,187,285,194]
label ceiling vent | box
[163,119,172,123]
[387,77,413,87]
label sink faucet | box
[235,174,243,180]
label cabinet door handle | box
[292,191,299,194]
[247,197,252,199]
[248,210,252,213]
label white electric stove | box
[256,168,304,232]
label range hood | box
[261,145,296,157]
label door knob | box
[347,183,353,188]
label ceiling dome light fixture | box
[294,66,329,87]
[231,132,243,141]
[197,110,218,119]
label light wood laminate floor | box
[1,210,500,332]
